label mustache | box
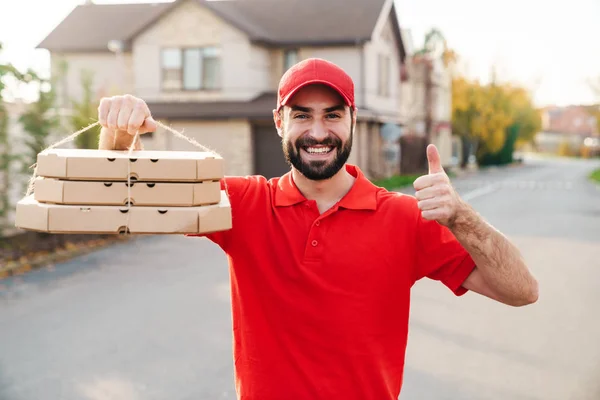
[295,135,342,148]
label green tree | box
[19,79,60,175]
[0,43,37,225]
[413,28,457,68]
[71,69,100,149]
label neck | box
[291,165,355,208]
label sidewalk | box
[0,232,132,280]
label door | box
[252,123,291,179]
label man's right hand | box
[98,94,157,150]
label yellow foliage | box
[451,76,541,155]
[558,140,573,157]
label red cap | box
[277,58,355,111]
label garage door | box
[252,123,291,179]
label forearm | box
[449,201,539,306]
[98,127,143,151]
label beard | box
[282,127,353,181]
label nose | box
[308,118,329,141]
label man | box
[98,58,538,400]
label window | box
[161,47,221,91]
[377,54,390,97]
[161,48,182,90]
[283,49,299,71]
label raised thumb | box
[427,144,444,174]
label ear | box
[273,108,283,138]
[351,107,358,130]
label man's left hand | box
[413,144,464,227]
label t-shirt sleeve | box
[413,213,477,296]
[186,176,252,252]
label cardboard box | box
[35,148,223,182]
[15,191,232,235]
[33,177,221,206]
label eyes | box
[292,113,342,120]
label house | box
[396,28,456,173]
[37,0,409,179]
[399,50,456,172]
[536,105,599,156]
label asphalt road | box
[1,155,599,400]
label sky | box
[0,0,599,107]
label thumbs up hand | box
[413,144,464,227]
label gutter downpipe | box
[357,38,367,171]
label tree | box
[451,75,541,166]
[413,28,457,68]
[19,79,60,176]
[582,105,600,134]
[71,69,101,149]
[506,86,542,144]
[585,77,600,134]
[451,76,480,167]
[472,81,514,158]
[0,43,38,226]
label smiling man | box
[98,58,539,400]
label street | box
[1,156,599,400]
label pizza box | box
[35,148,223,182]
[15,191,232,235]
[33,177,221,206]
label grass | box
[371,174,421,190]
[371,170,457,191]
[590,168,600,184]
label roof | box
[37,0,392,52]
[37,2,173,52]
[146,92,277,120]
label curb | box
[0,236,133,281]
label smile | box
[303,146,334,154]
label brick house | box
[536,105,599,155]
[37,0,409,179]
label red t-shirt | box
[190,164,476,400]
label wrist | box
[448,199,475,231]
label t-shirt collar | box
[274,164,378,210]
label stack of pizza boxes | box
[15,148,232,235]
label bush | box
[590,168,600,183]
[371,175,421,190]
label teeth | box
[306,147,331,154]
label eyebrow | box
[290,104,346,113]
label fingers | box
[98,98,111,127]
[97,95,154,149]
[117,99,134,134]
[415,183,453,200]
[106,96,122,131]
[421,209,447,221]
[413,172,448,191]
[127,100,147,135]
[98,95,153,132]
[141,116,157,133]
[417,195,452,211]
